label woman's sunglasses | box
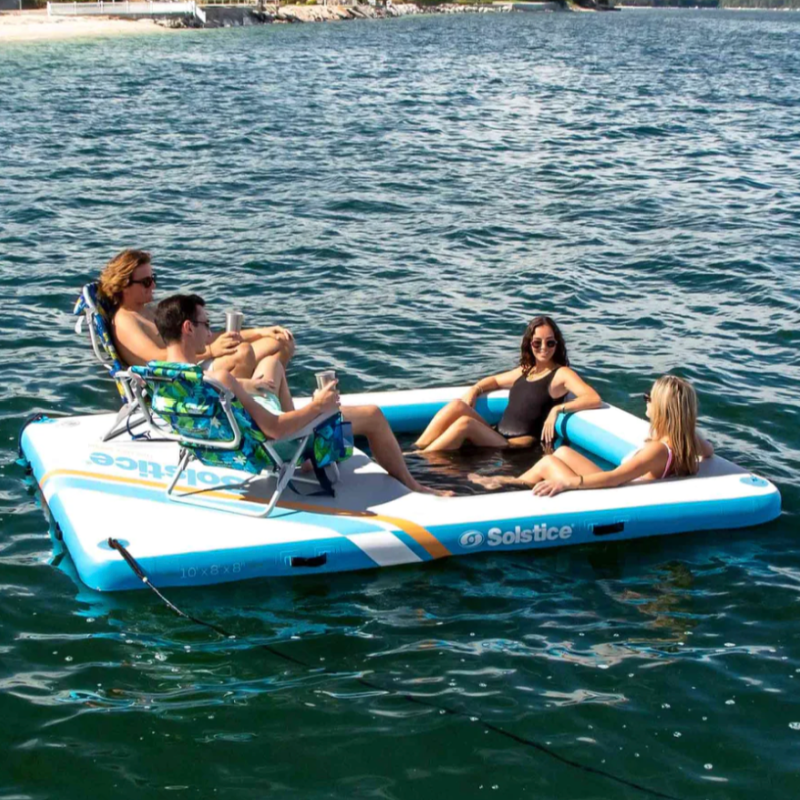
[129,273,157,289]
[532,338,557,351]
[643,393,652,403]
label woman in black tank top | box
[415,317,601,452]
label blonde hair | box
[649,375,700,477]
[97,249,151,310]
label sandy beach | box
[0,9,174,42]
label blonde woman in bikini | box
[415,316,601,452]
[471,375,713,495]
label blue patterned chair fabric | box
[74,282,128,399]
[129,362,352,476]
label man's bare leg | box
[211,342,256,378]
[251,335,295,368]
[343,405,449,496]
[251,355,293,412]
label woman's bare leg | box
[517,453,577,486]
[551,445,604,477]
[343,405,450,496]
[415,400,488,449]
[468,473,531,491]
[470,453,575,491]
[422,415,508,453]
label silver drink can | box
[315,370,336,390]
[225,310,244,333]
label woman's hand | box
[209,331,242,358]
[540,407,561,448]
[312,380,340,416]
[533,474,580,497]
[697,436,714,460]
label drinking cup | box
[225,310,244,333]
[315,370,337,391]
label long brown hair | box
[97,249,151,310]
[649,375,700,477]
[519,316,570,376]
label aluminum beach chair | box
[122,362,353,518]
[73,282,148,441]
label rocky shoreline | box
[158,2,512,29]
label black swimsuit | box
[496,369,564,439]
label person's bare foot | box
[407,479,454,497]
[468,472,505,491]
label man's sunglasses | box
[643,393,652,403]
[129,273,157,289]
[192,319,211,330]
[532,338,557,350]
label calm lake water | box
[1,9,800,798]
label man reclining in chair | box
[99,249,293,379]
[155,294,446,496]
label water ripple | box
[1,9,800,799]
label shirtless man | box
[98,249,294,378]
[154,293,446,496]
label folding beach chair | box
[73,282,148,441]
[123,362,353,518]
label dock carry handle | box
[592,522,625,536]
[290,554,328,568]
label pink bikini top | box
[625,441,674,480]
[660,443,674,480]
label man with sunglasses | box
[98,249,294,379]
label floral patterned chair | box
[122,362,352,518]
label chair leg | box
[165,452,287,519]
[259,465,292,517]
[165,435,313,519]
[102,404,145,442]
[165,450,192,499]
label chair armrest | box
[269,412,335,445]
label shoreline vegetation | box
[1,0,798,43]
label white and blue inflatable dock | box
[19,387,781,592]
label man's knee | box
[233,342,256,373]
[280,336,296,364]
[265,336,295,366]
[359,405,388,431]
[363,405,386,424]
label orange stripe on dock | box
[38,469,451,560]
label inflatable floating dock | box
[19,387,781,592]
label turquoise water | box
[2,9,800,798]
